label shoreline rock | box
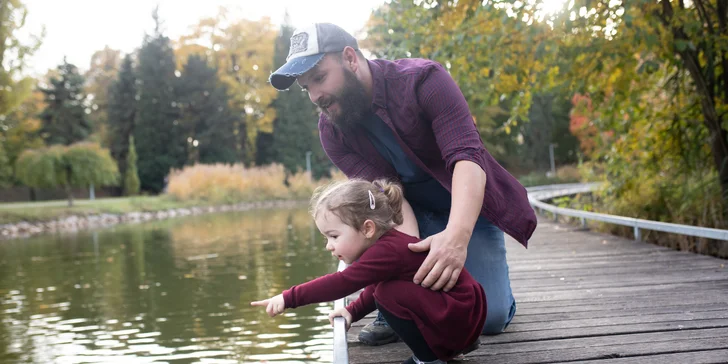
[0,199,306,240]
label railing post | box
[333,261,349,364]
[633,225,641,241]
[580,217,587,228]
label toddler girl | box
[251,179,485,363]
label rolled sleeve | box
[416,63,488,174]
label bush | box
[165,164,349,205]
[287,171,316,200]
[166,163,288,204]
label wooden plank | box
[513,282,728,302]
[556,349,728,364]
[514,290,727,310]
[349,328,728,363]
[509,261,725,278]
[466,338,728,364]
[510,303,728,324]
[349,317,728,345]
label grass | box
[0,196,212,225]
[1,163,347,225]
[517,165,585,187]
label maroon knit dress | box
[283,229,486,361]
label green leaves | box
[15,143,119,190]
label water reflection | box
[0,208,337,363]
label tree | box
[15,142,119,206]
[107,54,136,179]
[0,0,43,119]
[84,46,122,146]
[0,88,44,179]
[135,8,186,192]
[175,8,278,164]
[177,54,237,164]
[554,0,728,203]
[270,17,331,178]
[364,1,563,166]
[0,144,12,186]
[38,59,91,145]
[124,135,140,196]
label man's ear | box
[342,46,359,73]
[361,219,376,239]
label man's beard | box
[320,69,370,134]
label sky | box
[23,0,387,76]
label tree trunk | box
[709,121,728,202]
[65,185,74,207]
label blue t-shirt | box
[361,113,451,212]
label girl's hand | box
[328,307,353,330]
[250,294,285,317]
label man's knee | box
[481,297,516,335]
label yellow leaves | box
[497,73,519,92]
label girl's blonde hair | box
[310,178,404,233]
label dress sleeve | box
[282,242,402,312]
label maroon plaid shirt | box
[318,58,536,247]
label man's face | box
[297,53,369,132]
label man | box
[269,23,537,346]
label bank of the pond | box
[0,198,306,240]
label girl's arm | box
[281,243,400,312]
[345,285,376,322]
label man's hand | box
[408,228,469,292]
[328,307,353,330]
[250,294,286,317]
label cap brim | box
[269,53,326,90]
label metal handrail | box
[333,260,349,364]
[528,183,728,241]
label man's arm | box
[408,62,489,291]
[395,198,420,238]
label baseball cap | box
[269,23,359,90]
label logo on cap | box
[289,33,309,59]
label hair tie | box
[373,182,384,193]
[368,190,376,210]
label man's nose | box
[308,89,321,105]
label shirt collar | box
[367,59,387,110]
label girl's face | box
[314,210,375,264]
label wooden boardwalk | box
[345,216,728,364]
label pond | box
[0,208,339,363]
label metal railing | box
[333,260,349,364]
[528,183,728,241]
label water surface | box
[0,208,338,363]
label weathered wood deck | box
[345,217,728,364]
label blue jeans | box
[377,207,516,334]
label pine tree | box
[177,55,237,164]
[124,135,140,195]
[270,16,331,178]
[0,144,12,187]
[134,8,186,192]
[107,54,137,178]
[38,59,91,145]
